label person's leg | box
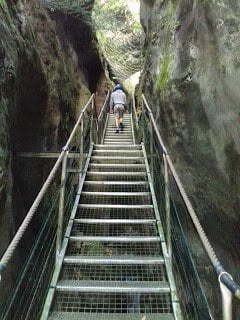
[114,105,120,133]
[115,116,120,130]
[119,105,124,131]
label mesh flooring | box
[76,207,155,220]
[79,194,151,205]
[88,166,145,172]
[67,241,162,257]
[90,157,145,164]
[60,264,167,282]
[86,173,147,182]
[82,182,150,193]
[92,151,142,157]
[52,292,172,314]
[71,223,158,237]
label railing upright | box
[163,154,172,261]
[90,94,95,144]
[219,273,233,320]
[80,118,84,175]
[56,149,68,257]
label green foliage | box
[154,54,172,92]
[93,0,143,80]
[39,0,143,80]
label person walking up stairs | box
[110,84,127,133]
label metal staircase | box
[1,94,238,320]
[44,113,181,320]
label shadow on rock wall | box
[139,0,240,317]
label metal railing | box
[97,91,110,144]
[0,92,109,320]
[131,94,240,320]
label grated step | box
[60,262,168,282]
[83,181,149,192]
[92,151,141,156]
[86,172,147,181]
[71,221,157,237]
[50,292,173,317]
[67,239,162,257]
[80,192,151,205]
[76,204,155,220]
[78,204,153,209]
[56,280,170,293]
[88,164,146,172]
[49,313,174,320]
[69,236,160,242]
[90,156,145,164]
[64,256,165,264]
[74,219,155,224]
[94,145,141,149]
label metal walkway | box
[42,114,181,320]
[1,94,239,320]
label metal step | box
[90,156,145,164]
[74,219,156,224]
[104,138,133,141]
[71,221,157,237]
[83,181,149,192]
[84,181,148,185]
[105,132,132,135]
[106,130,132,133]
[88,163,145,169]
[76,202,155,220]
[69,236,160,242]
[104,142,133,145]
[64,255,165,264]
[104,136,133,139]
[94,144,140,149]
[67,238,162,257]
[49,313,174,320]
[92,151,141,156]
[81,191,150,196]
[86,172,146,176]
[79,191,151,205]
[78,204,153,209]
[56,280,170,293]
[86,171,147,181]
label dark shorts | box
[114,104,125,118]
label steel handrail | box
[0,94,95,275]
[141,94,240,300]
[132,93,139,129]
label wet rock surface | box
[138,0,240,317]
[0,0,106,263]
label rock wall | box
[0,0,106,259]
[139,0,240,316]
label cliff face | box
[0,0,105,258]
[139,0,240,315]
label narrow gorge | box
[0,0,239,319]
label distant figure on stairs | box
[110,84,127,133]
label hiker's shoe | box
[115,129,119,133]
[120,123,124,131]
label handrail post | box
[150,121,154,183]
[56,149,69,259]
[90,96,95,144]
[80,118,84,176]
[163,154,172,261]
[219,273,233,320]
[142,101,147,145]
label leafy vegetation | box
[154,54,172,92]
[40,0,143,81]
